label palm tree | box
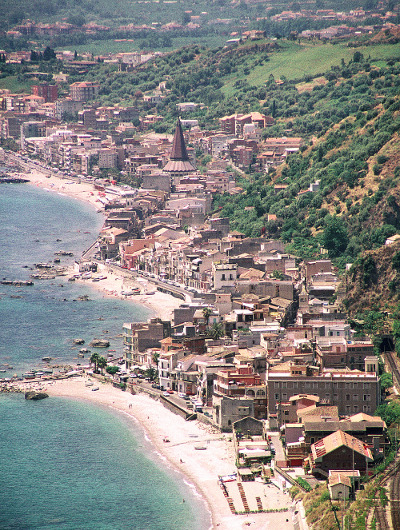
[97,356,107,374]
[202,307,212,327]
[90,352,100,373]
[152,351,160,366]
[209,322,224,340]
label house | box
[123,318,168,369]
[213,262,238,290]
[266,360,381,419]
[328,470,361,500]
[233,417,272,475]
[213,394,255,431]
[309,430,373,477]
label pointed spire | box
[170,118,189,161]
[163,118,196,174]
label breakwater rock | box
[25,391,49,400]
[89,339,110,348]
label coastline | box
[13,164,295,529]
[24,168,183,321]
[45,376,294,530]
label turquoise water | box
[0,184,151,376]
[0,184,209,529]
[0,394,205,530]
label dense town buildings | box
[1,41,391,489]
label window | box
[346,394,350,401]
[346,406,351,412]
[221,274,226,281]
[275,393,279,400]
[282,393,287,400]
[363,394,370,401]
[354,405,358,412]
[284,410,289,416]
[353,394,358,401]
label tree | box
[90,352,100,373]
[152,351,160,366]
[322,215,348,258]
[209,322,224,340]
[376,400,400,426]
[106,366,120,375]
[392,251,400,272]
[144,367,157,381]
[43,46,56,61]
[380,373,393,391]
[271,270,284,280]
[97,356,107,374]
[202,307,212,327]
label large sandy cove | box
[46,377,294,530]
[22,166,295,528]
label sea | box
[0,182,209,530]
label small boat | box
[85,381,94,387]
[91,386,99,391]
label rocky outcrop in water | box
[25,391,49,400]
[89,339,110,348]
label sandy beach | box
[25,167,104,211]
[23,166,183,321]
[44,377,294,530]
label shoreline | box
[7,161,295,529]
[23,167,183,321]
[44,376,294,530]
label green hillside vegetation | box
[35,36,399,275]
[1,31,400,305]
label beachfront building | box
[123,319,169,370]
[213,365,267,420]
[213,394,255,431]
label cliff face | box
[342,240,400,315]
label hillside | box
[342,241,400,314]
[1,30,400,308]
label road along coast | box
[11,161,295,529]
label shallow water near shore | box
[0,183,208,529]
[0,183,151,375]
[0,394,207,530]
